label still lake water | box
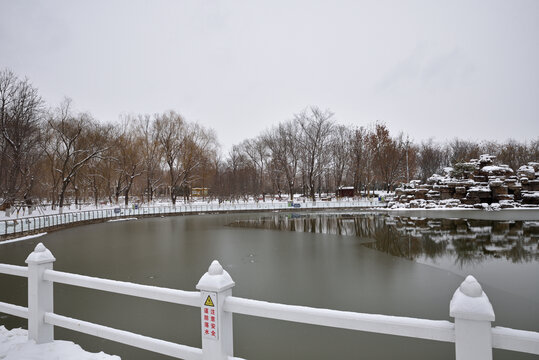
[0,211,538,359]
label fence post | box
[25,242,56,344]
[196,260,235,360]
[450,275,494,360]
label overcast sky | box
[1,0,538,150]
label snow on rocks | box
[426,174,445,184]
[0,326,120,360]
[517,165,536,180]
[479,154,495,164]
[480,165,513,178]
[468,185,491,193]
[522,191,539,206]
[391,155,539,209]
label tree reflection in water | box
[229,213,539,267]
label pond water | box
[0,211,538,360]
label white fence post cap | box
[196,260,235,292]
[450,275,495,321]
[25,243,56,265]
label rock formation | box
[390,155,539,209]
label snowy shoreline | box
[107,217,137,223]
[0,232,47,245]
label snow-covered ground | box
[107,217,138,223]
[0,232,46,245]
[0,326,119,360]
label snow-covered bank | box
[0,233,47,245]
[107,217,137,223]
[0,326,119,360]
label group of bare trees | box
[212,109,414,202]
[59,111,217,210]
[0,70,217,212]
[1,69,538,210]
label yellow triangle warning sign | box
[204,295,215,307]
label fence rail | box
[223,296,456,343]
[0,301,28,319]
[491,327,539,354]
[1,243,538,360]
[44,312,204,360]
[43,269,200,307]
[1,200,383,238]
[0,263,28,277]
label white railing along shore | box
[0,200,383,238]
[1,244,538,359]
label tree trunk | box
[146,177,151,203]
[107,180,112,204]
[58,181,69,212]
[124,177,134,207]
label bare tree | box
[370,123,405,192]
[241,136,269,201]
[155,111,187,205]
[155,111,217,204]
[349,126,373,196]
[329,124,351,191]
[136,114,162,203]
[265,120,301,201]
[448,139,480,165]
[112,117,144,206]
[417,139,445,182]
[225,145,250,201]
[44,99,109,212]
[296,107,334,201]
[83,155,108,207]
[0,69,43,210]
[178,123,217,201]
[497,139,532,171]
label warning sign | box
[204,295,214,307]
[201,292,218,340]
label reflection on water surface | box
[229,212,539,266]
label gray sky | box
[1,0,538,151]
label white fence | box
[1,244,538,359]
[0,200,382,238]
